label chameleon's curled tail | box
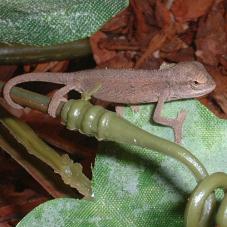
[2,72,77,110]
[60,99,227,227]
[3,75,25,109]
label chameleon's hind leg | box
[48,83,102,118]
[153,94,187,144]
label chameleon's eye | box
[193,80,199,85]
[191,73,207,88]
[193,80,201,85]
[191,80,202,89]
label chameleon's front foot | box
[153,93,187,144]
[153,108,186,144]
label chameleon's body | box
[3,61,216,143]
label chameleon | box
[3,61,216,143]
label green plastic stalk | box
[61,99,227,227]
[0,39,91,64]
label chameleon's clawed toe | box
[173,110,187,144]
[48,97,67,118]
[153,93,187,143]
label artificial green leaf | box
[0,0,128,46]
[17,100,227,227]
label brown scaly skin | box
[3,61,216,143]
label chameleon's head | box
[171,61,216,99]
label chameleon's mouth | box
[196,80,216,96]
